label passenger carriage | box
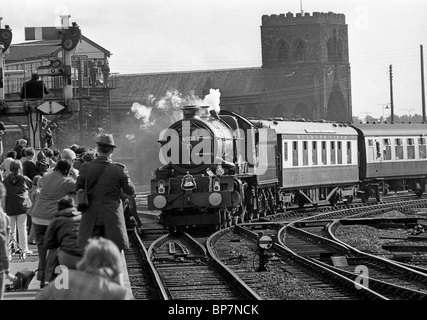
[352,123,427,201]
[254,119,359,207]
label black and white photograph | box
[0,0,426,315]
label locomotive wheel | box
[361,193,369,204]
[329,194,338,207]
[297,197,305,208]
[258,190,267,217]
[344,196,353,207]
[245,209,254,221]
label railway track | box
[128,192,427,300]
[208,224,385,300]
[279,214,427,299]
[148,231,260,300]
[125,230,168,300]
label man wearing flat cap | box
[76,133,135,252]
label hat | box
[95,133,116,148]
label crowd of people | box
[0,133,136,300]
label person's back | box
[36,237,132,300]
[76,135,135,251]
[22,147,37,181]
[44,196,83,269]
[35,150,49,176]
[20,72,49,99]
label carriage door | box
[281,139,293,184]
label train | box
[148,105,427,230]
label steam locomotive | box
[148,105,427,230]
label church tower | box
[260,12,351,122]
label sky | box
[1,0,427,120]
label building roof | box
[6,41,62,62]
[6,35,110,63]
[110,67,265,108]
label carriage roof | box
[252,119,358,136]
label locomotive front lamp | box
[158,180,165,194]
[181,171,196,190]
[213,178,221,192]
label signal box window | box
[337,141,343,164]
[312,141,318,165]
[347,141,352,164]
[321,141,327,165]
[419,137,427,159]
[383,139,391,160]
[330,141,336,164]
[302,141,308,166]
[407,138,415,159]
[395,138,403,160]
[292,141,298,166]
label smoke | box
[130,88,221,129]
[202,88,221,113]
[131,102,154,128]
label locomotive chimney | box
[182,105,199,119]
[200,105,210,118]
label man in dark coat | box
[20,72,49,99]
[76,133,135,251]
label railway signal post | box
[256,233,273,272]
[0,16,81,150]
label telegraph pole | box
[389,65,394,123]
[421,45,426,123]
[60,15,73,102]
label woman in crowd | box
[29,159,76,287]
[0,182,17,300]
[36,237,132,300]
[2,160,33,256]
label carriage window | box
[347,141,352,164]
[302,141,308,166]
[312,141,318,165]
[337,141,342,164]
[383,139,391,160]
[283,142,288,162]
[321,141,327,164]
[407,138,415,159]
[395,138,403,160]
[375,140,381,159]
[419,137,427,159]
[330,141,336,164]
[367,139,375,161]
[292,141,298,166]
